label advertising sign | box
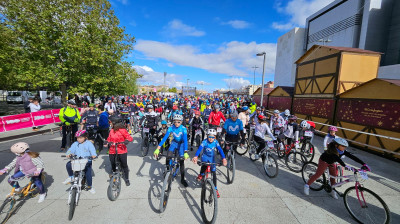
[0,118,4,133]
[32,110,54,126]
[2,113,33,131]
[268,97,292,111]
[52,109,61,123]
[293,98,335,118]
[337,99,400,132]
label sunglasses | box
[208,136,215,139]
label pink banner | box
[2,113,33,131]
[32,110,54,126]
[52,109,61,123]
[0,118,4,133]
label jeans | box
[66,161,93,187]
[9,171,45,194]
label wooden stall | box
[294,45,381,98]
[267,86,294,112]
[336,78,400,158]
[253,87,273,106]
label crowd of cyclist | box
[1,94,370,204]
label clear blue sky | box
[110,0,333,92]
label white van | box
[6,91,34,104]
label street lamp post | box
[251,66,259,95]
[256,52,266,107]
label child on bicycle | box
[253,115,276,160]
[0,142,46,203]
[107,117,133,186]
[63,130,97,194]
[154,114,190,187]
[324,126,338,150]
[192,129,227,198]
[156,120,170,149]
[304,138,370,199]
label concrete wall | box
[378,64,400,79]
[384,0,400,66]
[274,28,305,87]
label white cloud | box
[221,20,251,29]
[133,65,183,87]
[163,19,205,37]
[272,0,334,30]
[223,77,250,89]
[196,81,211,85]
[116,0,129,5]
[135,40,276,76]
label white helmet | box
[173,114,183,121]
[284,109,290,116]
[273,109,280,114]
[11,142,30,154]
[300,120,308,128]
[207,129,217,136]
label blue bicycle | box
[159,152,182,213]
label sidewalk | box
[0,123,60,142]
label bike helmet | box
[288,115,297,121]
[333,138,349,147]
[300,120,308,128]
[82,101,88,106]
[284,109,290,116]
[140,108,144,111]
[257,114,266,121]
[161,120,167,125]
[207,129,217,136]
[328,126,338,132]
[214,104,220,110]
[89,103,95,107]
[68,100,76,105]
[256,107,261,111]
[173,105,178,110]
[195,110,201,115]
[11,142,29,154]
[273,109,280,114]
[173,114,183,121]
[109,116,123,124]
[242,106,248,111]
[129,99,134,102]
[230,111,238,117]
[75,130,88,138]
[147,105,154,109]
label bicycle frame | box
[7,175,36,198]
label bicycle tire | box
[226,154,235,184]
[301,162,325,191]
[235,141,248,156]
[285,151,307,173]
[107,174,121,201]
[68,188,77,220]
[277,143,285,158]
[263,153,279,178]
[200,179,218,224]
[141,136,149,157]
[301,142,315,162]
[344,186,390,224]
[159,171,172,213]
[0,198,15,224]
[248,143,258,161]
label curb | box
[0,127,60,143]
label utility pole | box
[251,66,259,95]
[256,52,266,107]
[163,72,166,96]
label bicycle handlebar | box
[197,161,221,166]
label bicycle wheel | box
[68,188,77,220]
[226,154,235,184]
[301,162,325,191]
[285,151,307,173]
[159,171,172,213]
[248,143,258,161]
[235,142,248,156]
[263,153,278,178]
[107,174,121,201]
[276,143,285,158]
[301,142,315,162]
[141,136,149,157]
[0,198,15,224]
[200,179,218,224]
[344,186,390,224]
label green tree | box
[168,87,177,93]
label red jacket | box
[107,128,133,154]
[208,111,226,126]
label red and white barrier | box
[0,109,63,132]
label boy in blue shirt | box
[192,129,227,198]
[63,130,97,194]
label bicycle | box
[60,124,75,151]
[107,142,127,201]
[276,140,307,173]
[0,173,46,224]
[85,125,105,153]
[299,131,315,162]
[193,127,203,147]
[197,161,220,224]
[248,140,279,178]
[62,155,94,221]
[156,134,171,161]
[130,113,140,133]
[302,162,390,224]
[223,141,238,184]
[159,152,182,213]
[141,127,157,157]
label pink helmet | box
[11,142,30,154]
[328,126,338,132]
[75,130,88,138]
[140,108,144,111]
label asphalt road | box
[0,131,399,224]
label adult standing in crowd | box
[29,98,41,131]
[104,98,116,112]
[98,108,114,153]
[59,100,81,151]
[24,96,34,113]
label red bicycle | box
[276,141,307,173]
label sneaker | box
[38,193,46,203]
[125,179,130,186]
[88,187,96,194]
[181,180,188,188]
[60,148,65,152]
[304,184,309,196]
[62,177,72,185]
[254,154,260,160]
[216,190,220,198]
[330,190,338,199]
[196,174,203,182]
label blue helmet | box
[242,106,248,111]
[334,138,349,147]
[161,120,167,125]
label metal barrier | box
[265,110,400,157]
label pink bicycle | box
[302,162,390,224]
